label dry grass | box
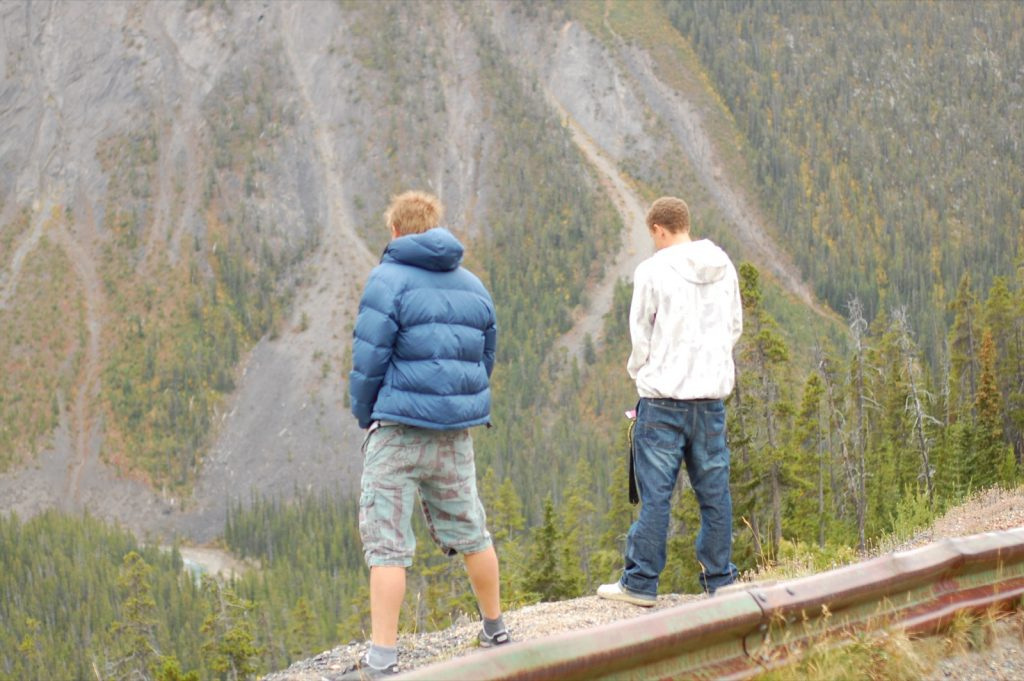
[755,625,924,681]
[942,606,1006,655]
[753,604,1023,681]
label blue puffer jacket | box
[349,228,497,430]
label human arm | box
[483,295,497,378]
[349,272,399,429]
[728,262,743,348]
[626,265,656,381]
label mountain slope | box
[0,0,825,541]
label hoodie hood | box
[383,227,464,272]
[660,239,731,284]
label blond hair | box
[385,191,444,236]
[646,196,690,234]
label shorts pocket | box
[358,488,382,548]
[359,483,414,565]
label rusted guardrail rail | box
[400,527,1024,680]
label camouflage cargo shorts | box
[359,423,492,567]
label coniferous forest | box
[2,1,1023,679]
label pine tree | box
[948,272,980,423]
[787,372,826,546]
[478,466,500,527]
[1012,255,1024,467]
[336,581,370,644]
[936,421,973,503]
[523,498,575,602]
[728,373,760,566]
[480,470,528,606]
[735,262,791,557]
[985,276,1023,467]
[286,596,316,661]
[972,329,1004,490]
[559,458,596,592]
[154,657,200,681]
[492,476,526,546]
[16,617,44,681]
[582,332,597,365]
[199,577,262,681]
[108,551,160,681]
[869,312,912,495]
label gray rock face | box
[0,0,805,542]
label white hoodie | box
[627,239,743,400]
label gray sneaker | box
[478,628,512,647]
[324,655,399,680]
[596,581,656,607]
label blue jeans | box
[621,398,738,596]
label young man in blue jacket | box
[342,191,508,678]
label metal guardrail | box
[399,527,1024,680]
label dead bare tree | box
[816,350,855,539]
[892,307,940,507]
[846,298,871,553]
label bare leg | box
[463,546,501,619]
[369,566,406,646]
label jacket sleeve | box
[728,262,743,348]
[483,292,498,378]
[349,271,399,429]
[626,265,655,381]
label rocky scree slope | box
[0,1,817,544]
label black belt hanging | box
[627,404,639,506]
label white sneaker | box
[596,581,656,607]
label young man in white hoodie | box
[598,196,743,606]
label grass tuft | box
[756,627,925,681]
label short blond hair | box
[646,196,690,234]
[385,191,444,236]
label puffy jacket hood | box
[662,239,731,284]
[383,227,463,272]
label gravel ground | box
[263,486,1024,680]
[901,486,1024,551]
[922,614,1024,681]
[263,593,702,680]
[910,487,1024,681]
